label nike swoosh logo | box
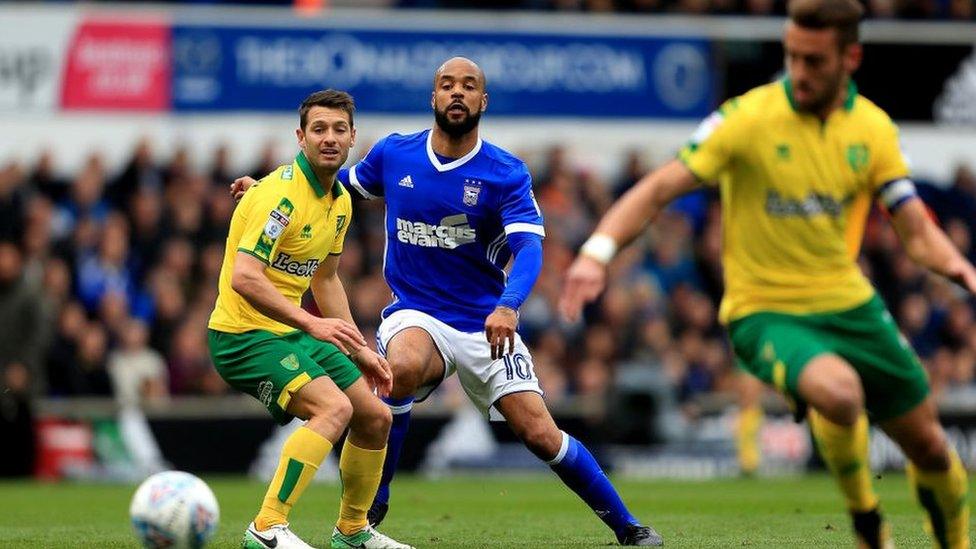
[335,538,365,548]
[250,529,278,548]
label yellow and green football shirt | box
[678,80,911,324]
[208,152,353,335]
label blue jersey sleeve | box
[500,166,545,238]
[497,232,543,311]
[338,137,387,200]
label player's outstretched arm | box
[231,252,366,353]
[559,159,700,322]
[310,255,392,395]
[889,197,976,293]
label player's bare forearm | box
[592,160,700,247]
[231,252,317,331]
[310,255,361,337]
[311,270,357,328]
[891,198,976,290]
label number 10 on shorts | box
[503,353,533,381]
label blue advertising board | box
[172,25,713,118]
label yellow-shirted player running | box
[560,0,973,547]
[208,89,413,549]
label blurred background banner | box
[174,25,714,116]
[61,18,171,111]
[0,10,77,112]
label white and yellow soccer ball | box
[129,471,219,549]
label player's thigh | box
[829,295,930,422]
[796,354,864,424]
[878,395,949,469]
[728,312,832,409]
[387,327,446,385]
[291,331,362,391]
[377,310,453,399]
[454,332,543,421]
[287,374,349,424]
[207,329,328,425]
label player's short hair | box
[299,89,355,129]
[788,0,863,48]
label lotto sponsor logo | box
[271,253,320,277]
[396,214,476,249]
[764,189,853,219]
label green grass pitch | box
[1,474,972,547]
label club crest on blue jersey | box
[463,179,482,206]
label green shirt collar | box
[782,78,858,113]
[295,151,344,199]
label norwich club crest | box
[846,143,869,173]
[280,353,300,371]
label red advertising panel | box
[61,19,170,110]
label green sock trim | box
[277,459,304,503]
[917,487,949,549]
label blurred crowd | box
[1,139,975,421]
[22,0,976,20]
[394,0,976,20]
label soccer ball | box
[129,471,220,548]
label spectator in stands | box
[110,138,164,208]
[0,240,48,398]
[74,321,112,396]
[0,162,28,243]
[108,318,168,408]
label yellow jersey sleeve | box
[329,197,352,255]
[237,182,297,265]
[678,99,749,184]
[868,118,911,191]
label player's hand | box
[559,254,608,323]
[485,306,518,360]
[305,317,367,355]
[230,176,258,202]
[350,347,393,398]
[948,262,976,295]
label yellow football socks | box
[736,404,763,475]
[809,410,879,513]
[254,426,333,531]
[907,448,970,549]
[337,441,388,535]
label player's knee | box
[516,421,562,459]
[907,428,950,471]
[370,403,393,435]
[388,358,425,397]
[317,393,353,426]
[817,385,864,425]
[808,368,864,425]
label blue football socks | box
[548,431,639,537]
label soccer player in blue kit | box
[347,57,661,547]
[235,57,662,546]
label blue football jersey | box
[337,129,545,332]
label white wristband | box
[580,234,617,264]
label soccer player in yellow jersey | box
[560,0,973,547]
[208,90,412,549]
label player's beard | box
[795,69,845,115]
[434,105,481,138]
